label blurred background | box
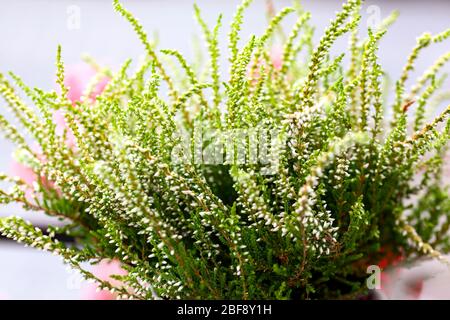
[0,0,449,299]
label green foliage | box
[0,0,449,299]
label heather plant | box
[0,0,449,299]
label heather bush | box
[0,0,449,299]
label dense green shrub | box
[0,0,449,299]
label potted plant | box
[0,0,449,299]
